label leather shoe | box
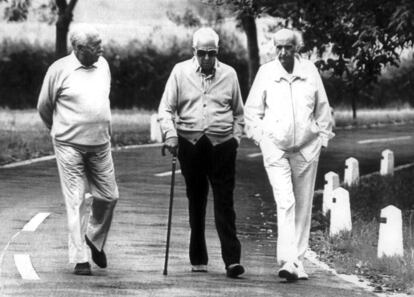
[85,236,107,268]
[226,263,245,278]
[278,261,299,281]
[74,262,91,275]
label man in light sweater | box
[37,24,118,276]
[158,27,245,278]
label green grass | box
[311,166,414,293]
[1,106,414,166]
[0,108,153,165]
[333,106,414,128]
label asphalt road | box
[1,124,413,297]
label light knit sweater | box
[158,58,244,146]
[37,52,112,146]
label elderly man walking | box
[37,25,118,275]
[245,28,334,281]
[158,27,245,278]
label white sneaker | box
[297,261,309,280]
[278,262,298,281]
[191,264,208,272]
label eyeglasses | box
[196,50,218,57]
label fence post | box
[344,157,359,186]
[380,149,394,176]
[330,187,352,236]
[150,113,163,143]
[377,205,404,258]
[323,171,340,215]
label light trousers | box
[54,141,119,264]
[260,137,320,264]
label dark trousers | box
[178,135,241,268]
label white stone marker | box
[377,205,404,258]
[380,149,394,176]
[150,113,163,143]
[344,157,359,186]
[323,172,340,215]
[330,187,352,236]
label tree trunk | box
[55,0,78,59]
[240,13,260,87]
[352,88,357,120]
[55,16,70,59]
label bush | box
[0,27,248,110]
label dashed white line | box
[155,169,181,177]
[14,254,40,280]
[22,212,50,232]
[248,152,262,158]
[357,136,411,144]
[0,212,51,283]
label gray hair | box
[69,24,101,48]
[274,28,304,51]
[192,27,219,48]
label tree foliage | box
[205,0,414,117]
[1,0,78,58]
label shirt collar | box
[273,55,306,81]
[68,51,98,71]
[192,57,219,76]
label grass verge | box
[1,107,414,166]
[311,166,414,294]
[0,108,152,165]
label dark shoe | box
[85,236,107,268]
[226,263,245,278]
[74,262,91,275]
[278,261,299,281]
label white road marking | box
[1,156,56,168]
[357,135,411,144]
[22,213,50,232]
[247,152,262,158]
[0,212,51,284]
[0,231,21,278]
[0,143,164,169]
[155,169,181,177]
[14,254,40,280]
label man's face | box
[193,36,218,73]
[274,36,295,70]
[78,35,103,67]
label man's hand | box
[164,137,178,156]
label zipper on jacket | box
[289,80,296,149]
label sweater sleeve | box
[158,65,179,140]
[231,70,244,144]
[37,66,58,130]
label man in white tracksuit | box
[244,28,334,281]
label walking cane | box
[162,145,177,275]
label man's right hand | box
[164,137,178,156]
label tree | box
[206,0,414,118]
[1,0,78,59]
[285,0,414,118]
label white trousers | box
[260,138,319,264]
[54,141,119,264]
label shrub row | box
[0,33,413,109]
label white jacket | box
[245,57,334,161]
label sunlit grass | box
[1,106,414,165]
[311,168,414,293]
[0,108,153,165]
[333,107,414,127]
